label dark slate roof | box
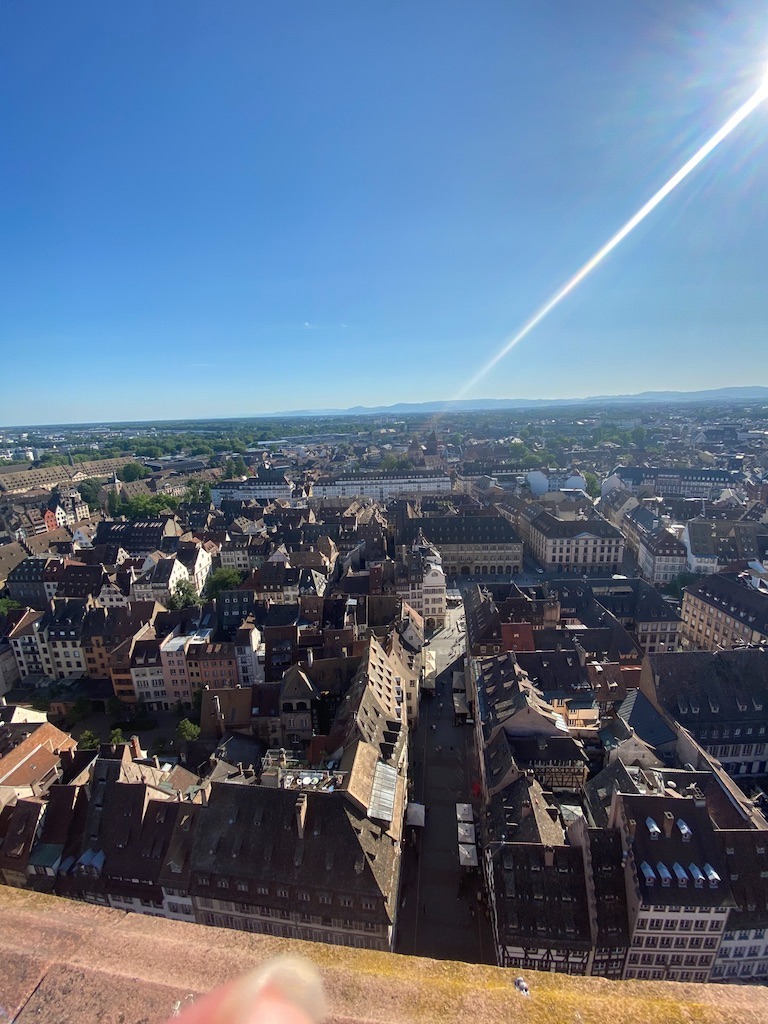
[525,508,623,541]
[589,577,681,624]
[625,505,659,532]
[490,842,592,950]
[648,648,768,726]
[189,782,397,916]
[619,793,735,908]
[586,828,630,947]
[515,650,587,695]
[510,733,588,766]
[617,689,677,749]
[401,515,521,547]
[158,803,202,889]
[463,584,502,645]
[486,776,565,848]
[98,784,183,885]
[584,761,639,829]
[213,731,262,770]
[683,572,768,636]
[716,830,768,929]
[685,520,768,562]
[484,730,516,792]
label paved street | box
[396,607,494,963]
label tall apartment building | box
[604,466,738,500]
[611,792,732,983]
[522,507,624,574]
[392,535,446,631]
[589,577,681,656]
[401,515,523,576]
[680,571,768,651]
[212,469,294,507]
[312,471,452,501]
[640,648,768,777]
[636,528,688,586]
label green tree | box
[117,461,150,482]
[166,579,200,609]
[109,728,125,745]
[78,729,100,750]
[204,566,246,600]
[107,487,122,516]
[664,572,704,600]
[70,696,93,724]
[121,494,180,520]
[31,692,51,713]
[77,478,102,510]
[223,456,247,479]
[583,472,601,499]
[176,718,201,744]
[0,597,21,617]
[107,696,127,721]
[186,478,212,503]
[632,426,647,447]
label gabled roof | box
[281,664,319,703]
[617,689,677,749]
[649,648,768,725]
[189,782,398,914]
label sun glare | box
[455,69,768,401]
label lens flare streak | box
[457,80,768,399]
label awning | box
[453,693,469,714]
[458,843,478,867]
[457,821,476,844]
[456,802,473,822]
[406,802,426,827]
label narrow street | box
[396,607,494,963]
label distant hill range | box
[274,386,768,417]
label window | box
[277,888,289,899]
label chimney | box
[544,846,554,868]
[628,819,636,842]
[153,755,160,769]
[521,800,532,818]
[295,792,308,839]
[129,735,142,760]
[663,811,674,838]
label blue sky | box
[1,1,767,424]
